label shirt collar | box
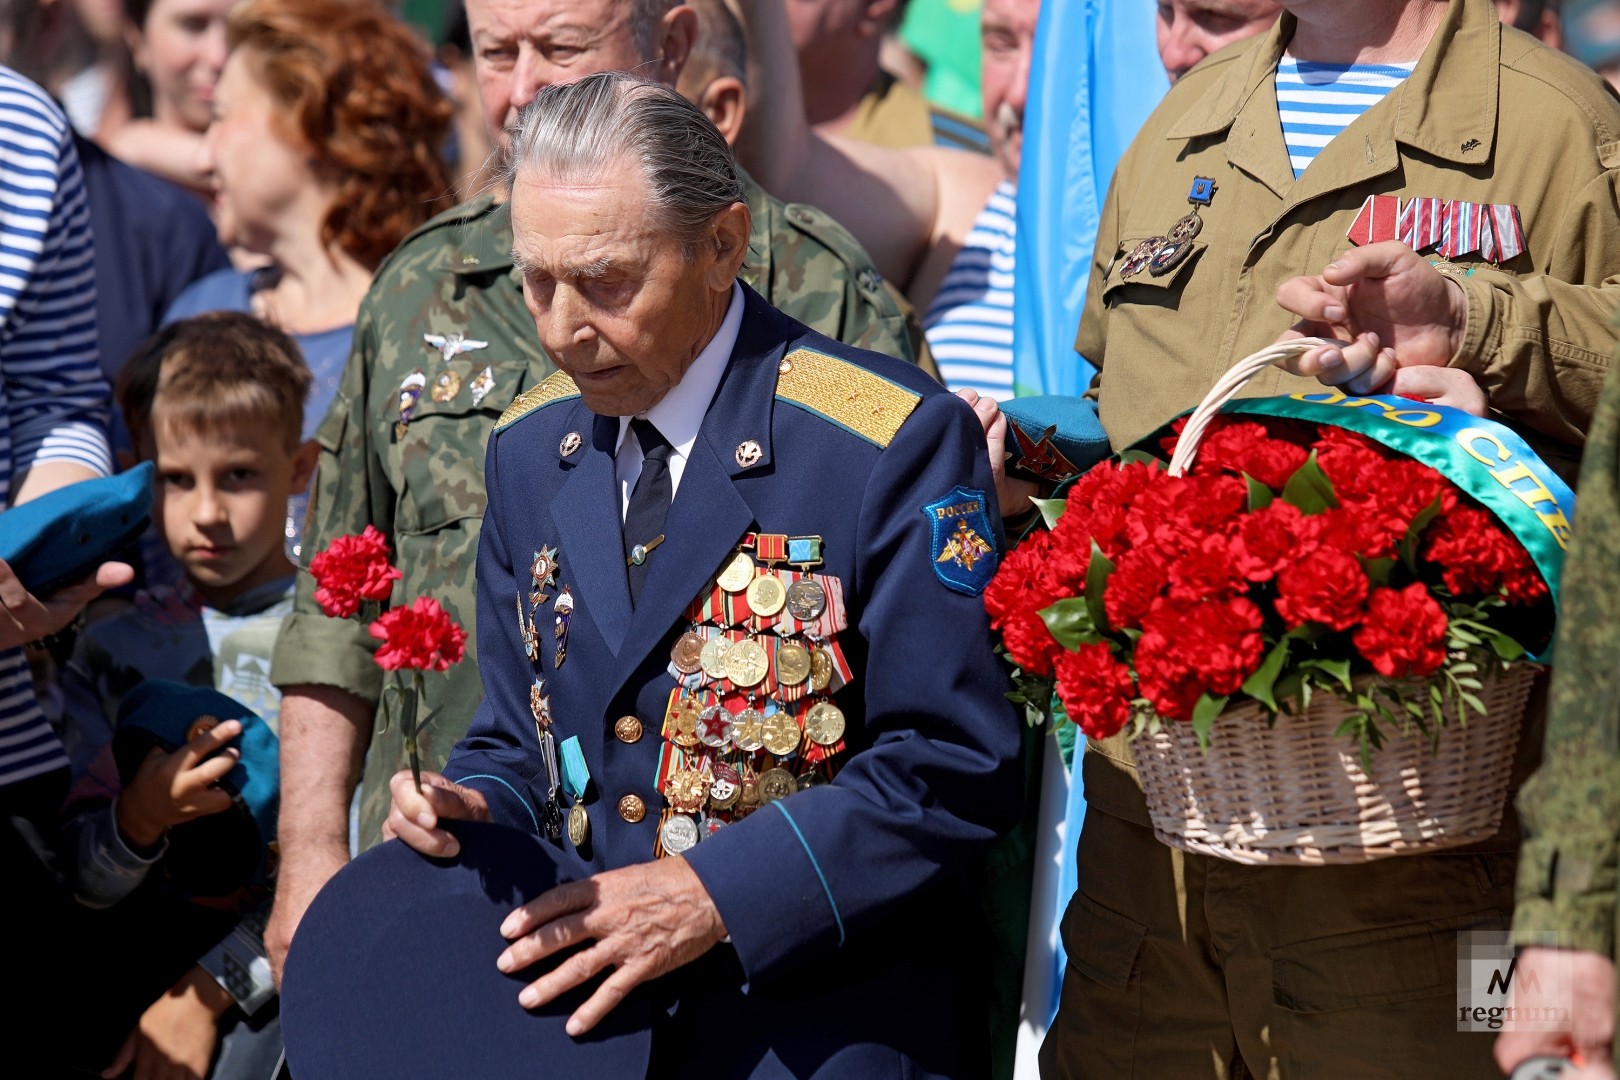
[616,281,745,461]
[1163,0,1499,167]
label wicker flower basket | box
[1135,665,1535,864]
[1133,339,1541,865]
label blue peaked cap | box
[282,821,660,1079]
[0,462,153,597]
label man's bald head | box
[1156,0,1281,81]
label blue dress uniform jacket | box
[443,285,1023,1078]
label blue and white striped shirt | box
[925,180,1016,401]
[1275,58,1415,179]
[0,66,112,788]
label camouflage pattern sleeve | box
[269,300,391,706]
[1512,357,1620,957]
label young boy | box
[55,311,314,1075]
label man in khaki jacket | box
[1037,0,1620,1076]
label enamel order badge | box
[923,486,999,596]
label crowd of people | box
[1,0,1619,1077]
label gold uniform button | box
[614,715,643,743]
[617,794,647,824]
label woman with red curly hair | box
[160,0,452,562]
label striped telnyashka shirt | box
[925,180,1017,402]
[1276,58,1416,179]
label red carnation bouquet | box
[986,414,1550,758]
[310,531,465,790]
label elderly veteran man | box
[380,72,1021,1078]
[1014,0,1620,1077]
[264,0,930,978]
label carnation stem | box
[403,671,423,794]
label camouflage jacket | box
[1513,356,1620,958]
[270,176,928,845]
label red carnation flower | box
[1054,642,1136,739]
[1055,460,1163,559]
[311,526,402,618]
[1231,501,1322,582]
[1168,532,1244,603]
[1192,419,1310,490]
[1274,548,1369,631]
[1422,504,1549,605]
[370,596,468,672]
[1105,547,1171,630]
[1134,620,1203,722]
[1353,584,1449,678]
[985,530,1069,676]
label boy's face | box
[149,421,316,607]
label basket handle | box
[1165,337,1337,477]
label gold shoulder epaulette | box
[774,348,920,448]
[496,371,580,431]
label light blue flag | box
[1011,0,1169,399]
[1009,0,1169,1032]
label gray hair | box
[503,71,745,257]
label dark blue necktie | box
[622,418,672,606]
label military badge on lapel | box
[924,486,999,596]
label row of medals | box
[653,546,848,858]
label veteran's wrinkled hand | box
[497,857,728,1037]
[956,388,1037,518]
[382,769,491,858]
[1273,241,1470,394]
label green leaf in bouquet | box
[1300,656,1353,692]
[1244,474,1275,511]
[1191,693,1228,751]
[1030,496,1068,530]
[1280,451,1339,515]
[1117,449,1160,467]
[1477,624,1527,663]
[1360,556,1396,589]
[1085,540,1115,634]
[1241,636,1291,711]
[1398,493,1447,571]
[1039,596,1097,650]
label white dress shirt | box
[614,282,744,521]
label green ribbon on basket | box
[1129,389,1575,657]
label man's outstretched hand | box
[0,558,132,650]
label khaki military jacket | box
[1078,0,1620,828]
[270,178,925,844]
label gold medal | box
[725,637,769,688]
[805,701,846,746]
[567,803,589,847]
[671,696,702,739]
[731,708,765,752]
[699,635,733,680]
[716,551,755,593]
[785,578,827,620]
[667,768,710,813]
[809,647,834,692]
[761,711,800,757]
[670,631,705,674]
[431,369,462,403]
[738,765,762,814]
[746,573,786,617]
[759,767,795,803]
[776,641,811,687]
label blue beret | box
[998,396,1111,485]
[111,680,279,896]
[282,822,659,1079]
[0,462,152,597]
